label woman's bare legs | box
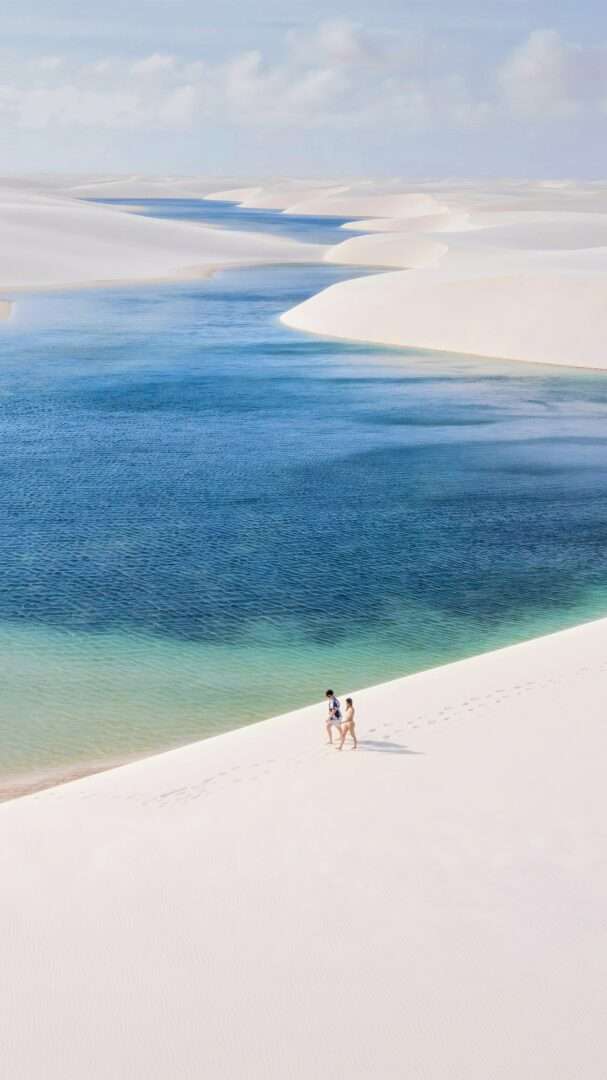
[338,721,357,749]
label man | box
[325,689,342,745]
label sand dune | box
[326,231,448,268]
[341,210,473,232]
[0,181,323,292]
[66,175,256,199]
[284,268,607,368]
[328,224,607,272]
[285,190,449,219]
[205,181,451,220]
[269,178,607,369]
[2,615,607,1077]
[205,180,349,209]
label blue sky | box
[3,1,607,176]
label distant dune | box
[0,179,324,292]
[272,177,607,370]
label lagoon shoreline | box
[2,176,607,1075]
[2,177,607,796]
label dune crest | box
[276,178,607,370]
[0,179,324,292]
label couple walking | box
[325,690,357,750]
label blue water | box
[90,197,362,246]
[3,199,607,781]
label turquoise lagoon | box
[2,200,607,784]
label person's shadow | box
[358,739,423,755]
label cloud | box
[221,48,348,124]
[130,53,175,76]
[287,19,378,67]
[0,20,462,135]
[37,56,63,72]
[1,22,607,142]
[157,84,197,127]
[498,29,607,117]
[15,87,141,130]
[317,19,371,64]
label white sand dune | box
[285,190,449,219]
[341,210,473,232]
[205,184,269,203]
[345,231,607,275]
[3,616,607,1078]
[66,175,256,199]
[205,180,348,210]
[466,209,607,232]
[452,219,607,251]
[326,232,448,268]
[268,178,607,369]
[342,208,607,237]
[283,268,607,368]
[0,182,323,292]
[205,182,451,220]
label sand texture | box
[2,616,607,1078]
[0,180,323,292]
[276,179,607,370]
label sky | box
[2,1,607,177]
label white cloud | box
[130,53,175,76]
[1,22,607,142]
[157,84,197,127]
[87,59,115,75]
[498,29,607,117]
[37,56,63,71]
[317,19,370,64]
[15,86,142,130]
[288,19,377,67]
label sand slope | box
[67,175,256,199]
[0,182,323,291]
[274,179,607,370]
[205,180,349,210]
[325,232,448,268]
[2,616,607,1078]
[283,268,607,368]
[204,181,451,219]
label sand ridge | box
[271,178,607,369]
[0,178,325,293]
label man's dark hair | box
[325,689,334,697]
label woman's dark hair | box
[346,697,353,705]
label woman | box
[338,697,357,750]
